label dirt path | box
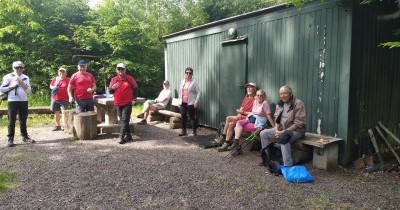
[0,122,399,209]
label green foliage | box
[0,170,17,192]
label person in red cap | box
[68,59,96,113]
[49,67,70,131]
[109,63,138,144]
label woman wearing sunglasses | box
[178,67,200,136]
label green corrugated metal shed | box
[163,0,400,165]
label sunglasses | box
[185,72,192,75]
[117,67,125,70]
[256,94,264,97]
[15,67,24,69]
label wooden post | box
[375,126,400,165]
[62,109,76,135]
[367,129,384,166]
[73,112,98,140]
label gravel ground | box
[0,120,399,209]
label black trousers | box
[8,101,29,139]
[116,104,132,139]
[180,103,197,133]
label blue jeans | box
[260,128,304,166]
[75,99,94,113]
[116,104,132,139]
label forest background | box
[0,0,396,104]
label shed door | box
[220,42,247,122]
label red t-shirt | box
[50,77,70,101]
[241,96,254,112]
[69,71,96,100]
[109,74,138,106]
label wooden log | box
[368,129,385,166]
[62,109,76,135]
[148,112,165,122]
[169,121,182,129]
[170,116,181,123]
[73,112,98,140]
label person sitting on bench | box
[218,82,256,152]
[230,89,275,156]
[259,85,306,167]
[137,80,171,124]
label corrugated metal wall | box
[164,1,352,140]
[349,2,400,159]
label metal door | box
[219,41,247,122]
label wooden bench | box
[241,132,342,170]
[148,98,182,129]
[299,133,343,170]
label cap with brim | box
[116,63,126,69]
[245,82,257,88]
[77,59,87,66]
[58,68,67,72]
[13,61,25,68]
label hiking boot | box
[137,113,144,118]
[231,145,243,157]
[137,119,147,125]
[178,129,187,136]
[22,136,35,144]
[227,139,239,151]
[6,138,15,147]
[52,126,62,131]
[118,138,126,144]
[124,135,134,142]
[217,142,231,152]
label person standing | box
[259,85,306,167]
[0,61,33,147]
[109,63,138,144]
[68,60,96,113]
[49,67,70,131]
[137,80,171,124]
[178,67,200,136]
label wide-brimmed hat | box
[245,82,257,88]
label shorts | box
[75,99,95,113]
[50,100,69,112]
[155,103,166,110]
[238,119,256,133]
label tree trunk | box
[73,111,98,140]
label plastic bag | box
[279,165,314,183]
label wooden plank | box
[158,110,181,118]
[367,129,385,166]
[301,133,343,148]
[375,126,400,165]
[378,121,400,144]
[0,106,51,115]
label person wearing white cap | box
[49,67,70,131]
[67,59,96,113]
[109,63,138,144]
[0,61,33,147]
[217,82,256,152]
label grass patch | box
[0,170,17,192]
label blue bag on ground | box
[279,165,314,183]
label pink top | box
[182,81,190,103]
[251,100,271,117]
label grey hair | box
[256,89,266,98]
[279,85,293,96]
[12,61,24,69]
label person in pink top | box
[178,67,200,136]
[49,67,70,131]
[218,82,256,152]
[67,60,96,113]
[231,89,275,156]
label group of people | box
[217,83,306,167]
[0,60,140,147]
[1,60,304,166]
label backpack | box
[214,122,226,145]
[261,143,283,175]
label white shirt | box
[0,73,31,101]
[155,88,171,108]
